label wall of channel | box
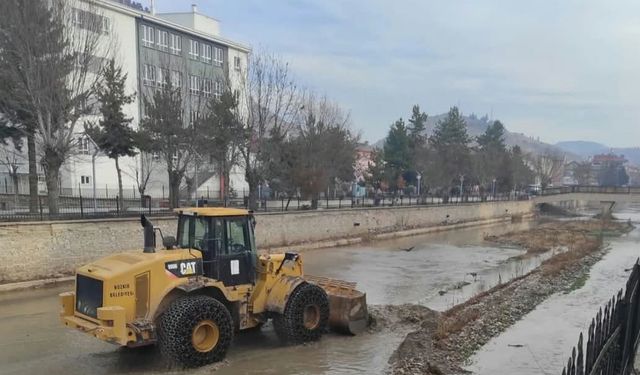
[0,200,534,283]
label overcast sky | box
[154,0,640,147]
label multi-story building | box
[54,0,251,199]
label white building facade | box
[64,0,250,200]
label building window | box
[202,79,212,97]
[142,25,154,47]
[158,68,169,87]
[171,70,182,87]
[157,30,169,50]
[214,80,223,99]
[189,75,200,94]
[213,47,224,66]
[78,137,90,155]
[202,44,212,63]
[81,176,91,185]
[143,64,156,85]
[101,17,110,35]
[189,40,199,59]
[234,56,241,71]
[170,34,182,55]
[72,8,109,35]
[190,111,200,126]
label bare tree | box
[239,52,303,210]
[0,141,25,205]
[573,161,593,186]
[529,149,566,188]
[282,94,358,209]
[0,0,112,214]
[125,152,157,199]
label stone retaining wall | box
[0,200,534,283]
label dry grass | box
[434,308,481,340]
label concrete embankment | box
[0,200,533,285]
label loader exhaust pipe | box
[141,214,156,253]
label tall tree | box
[428,107,471,191]
[476,120,510,190]
[196,84,244,203]
[509,145,534,190]
[0,0,110,214]
[529,149,565,188]
[383,119,410,190]
[289,96,357,209]
[239,52,302,210]
[407,105,428,151]
[572,161,593,185]
[407,105,429,187]
[138,84,194,208]
[85,60,137,209]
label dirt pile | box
[390,219,632,375]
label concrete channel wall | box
[0,200,534,284]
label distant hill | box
[554,141,609,157]
[555,141,640,166]
[374,113,579,160]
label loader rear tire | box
[157,295,233,368]
[273,282,329,344]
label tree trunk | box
[114,157,124,211]
[27,132,38,213]
[168,170,181,209]
[44,165,60,216]
[11,172,18,208]
[245,168,259,211]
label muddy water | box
[1,220,540,375]
[466,210,640,375]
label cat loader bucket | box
[305,275,369,334]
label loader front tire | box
[273,282,329,344]
[157,295,233,367]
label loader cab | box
[176,208,257,286]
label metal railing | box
[561,259,640,375]
[0,190,529,222]
[542,186,640,196]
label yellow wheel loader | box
[60,208,368,367]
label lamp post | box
[492,178,496,199]
[86,136,101,211]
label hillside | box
[554,141,640,165]
[374,113,578,160]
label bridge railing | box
[561,259,640,375]
[542,186,640,196]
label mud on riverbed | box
[387,219,633,375]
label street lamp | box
[492,178,497,198]
[86,136,101,211]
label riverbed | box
[465,209,640,374]
[1,219,550,375]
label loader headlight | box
[76,274,103,318]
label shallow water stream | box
[0,219,554,375]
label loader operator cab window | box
[176,214,257,285]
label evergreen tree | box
[428,107,471,190]
[196,86,244,202]
[85,59,137,209]
[476,120,509,190]
[383,119,410,190]
[138,83,194,208]
[407,105,428,150]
